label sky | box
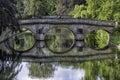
[16,62,85,80]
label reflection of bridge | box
[20,53,119,62]
[1,51,119,63]
[0,16,119,62]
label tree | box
[69,0,120,22]
[58,0,86,15]
[0,0,19,32]
[16,0,59,18]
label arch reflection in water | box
[110,27,120,52]
[8,28,36,52]
[45,27,75,53]
[85,29,110,50]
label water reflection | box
[16,62,85,80]
[110,27,120,53]
[15,59,120,80]
[45,27,75,53]
[8,28,36,52]
[0,27,120,80]
[85,29,109,50]
[0,50,22,80]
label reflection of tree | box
[110,28,120,53]
[45,27,75,52]
[0,50,22,80]
[57,58,120,80]
[28,63,55,78]
[85,30,109,50]
[0,42,22,79]
[81,59,120,80]
[13,28,35,51]
[0,60,22,80]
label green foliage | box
[0,0,19,31]
[16,0,59,18]
[69,0,120,21]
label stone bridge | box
[0,16,119,62]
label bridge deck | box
[19,17,116,27]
